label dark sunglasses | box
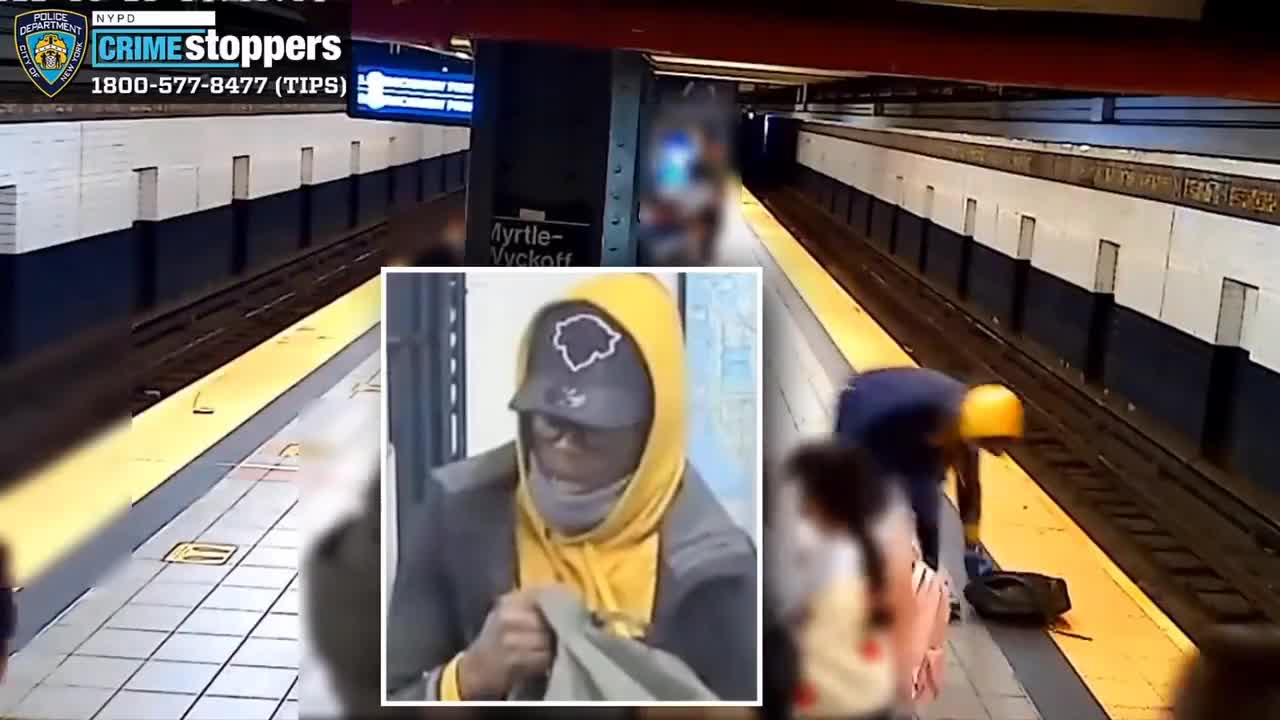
[528,413,640,451]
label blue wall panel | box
[245,190,303,271]
[154,206,236,306]
[311,177,353,245]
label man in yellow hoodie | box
[380,274,758,702]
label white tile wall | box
[0,184,16,254]
[796,128,1280,374]
[1164,206,1280,352]
[1253,289,1280,372]
[0,113,470,255]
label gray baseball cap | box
[509,301,654,429]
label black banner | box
[1,0,350,105]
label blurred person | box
[307,468,446,719]
[415,209,466,266]
[367,273,754,702]
[762,602,799,720]
[761,464,801,720]
[637,114,730,266]
[648,119,728,214]
[293,389,387,716]
[1,542,12,683]
[1173,624,1280,720]
[835,368,1024,587]
[637,209,720,267]
[769,441,919,719]
[774,441,953,714]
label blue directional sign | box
[347,41,473,125]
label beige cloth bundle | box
[793,575,897,719]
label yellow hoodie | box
[513,273,687,629]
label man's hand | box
[456,589,555,700]
[964,545,994,580]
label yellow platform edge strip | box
[0,277,381,587]
[740,186,1196,719]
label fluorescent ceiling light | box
[654,69,804,85]
[895,0,1204,20]
[649,54,865,78]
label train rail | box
[0,192,462,495]
[131,192,463,417]
[755,185,1280,642]
[132,224,386,416]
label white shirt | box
[767,482,913,717]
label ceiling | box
[355,2,1280,102]
[445,39,858,88]
[897,0,1205,19]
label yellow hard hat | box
[958,384,1024,440]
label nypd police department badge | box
[14,10,88,98]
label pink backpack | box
[905,548,951,704]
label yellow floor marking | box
[0,426,130,586]
[0,277,380,586]
[741,192,915,372]
[741,187,1196,719]
[164,542,237,566]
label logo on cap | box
[547,385,587,410]
[552,314,621,373]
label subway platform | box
[0,350,386,719]
[1,189,1187,720]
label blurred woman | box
[636,108,731,267]
[1,541,13,684]
[768,441,915,720]
[415,210,466,266]
[636,208,720,267]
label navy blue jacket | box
[834,367,967,484]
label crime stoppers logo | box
[15,10,88,98]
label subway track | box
[755,184,1280,643]
[3,218,393,489]
[131,226,384,416]
[0,192,463,493]
[132,193,464,417]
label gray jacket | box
[305,442,757,716]
[512,586,718,702]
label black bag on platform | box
[964,571,1071,626]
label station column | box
[464,41,650,267]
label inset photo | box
[380,268,762,707]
